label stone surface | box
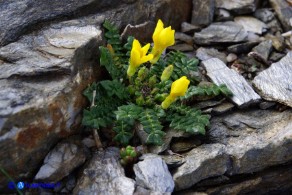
[170,137,201,153]
[174,109,292,191]
[227,41,259,54]
[201,58,261,107]
[253,52,292,107]
[169,44,194,52]
[212,102,235,115]
[0,19,102,190]
[254,8,275,23]
[191,0,215,26]
[214,9,233,22]
[34,137,87,182]
[234,16,267,34]
[0,0,193,189]
[251,40,273,61]
[134,156,174,193]
[181,22,201,33]
[121,21,156,43]
[209,109,292,175]
[73,147,135,195]
[194,22,248,45]
[175,32,194,45]
[269,0,292,31]
[173,144,229,191]
[196,47,227,63]
[215,0,258,14]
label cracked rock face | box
[173,109,292,191]
[0,0,192,191]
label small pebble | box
[226,53,237,63]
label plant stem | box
[91,90,103,150]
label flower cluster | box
[127,19,189,109]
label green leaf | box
[115,104,143,122]
[113,119,134,145]
[100,79,129,100]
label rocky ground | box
[0,0,291,194]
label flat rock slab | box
[253,52,292,107]
[234,16,267,34]
[73,147,135,195]
[173,109,292,191]
[34,137,87,182]
[191,0,215,26]
[194,22,248,45]
[173,144,229,191]
[134,156,174,193]
[201,58,261,107]
[269,0,292,31]
[215,0,257,14]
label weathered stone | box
[209,109,292,175]
[269,0,292,31]
[214,9,233,22]
[170,137,201,153]
[134,156,174,193]
[253,52,292,107]
[34,137,87,182]
[254,8,275,23]
[173,144,229,191]
[121,21,156,43]
[234,16,267,34]
[194,22,248,45]
[191,0,215,26]
[215,0,258,14]
[168,44,194,52]
[181,22,201,33]
[139,153,185,169]
[0,20,102,190]
[269,51,285,62]
[73,147,135,195]
[227,41,259,54]
[196,47,227,63]
[251,40,273,61]
[259,101,276,110]
[175,32,194,45]
[201,58,261,107]
[0,0,193,189]
[212,102,235,115]
[205,164,292,195]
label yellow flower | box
[161,76,190,109]
[127,39,153,77]
[150,19,175,64]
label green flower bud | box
[138,67,148,81]
[129,150,137,158]
[136,96,145,106]
[120,148,127,158]
[149,75,157,87]
[128,85,135,95]
[154,93,168,102]
[161,64,173,81]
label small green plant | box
[82,19,232,147]
[120,146,138,166]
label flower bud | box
[161,65,173,81]
[136,96,145,106]
[149,75,157,87]
[138,67,148,81]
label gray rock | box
[196,47,227,63]
[181,22,201,33]
[168,44,194,52]
[194,22,248,45]
[251,40,273,61]
[121,21,156,43]
[226,53,237,63]
[254,8,275,23]
[212,102,235,115]
[34,137,87,182]
[173,144,229,191]
[134,156,174,193]
[215,0,258,14]
[201,58,261,107]
[269,0,292,31]
[209,109,292,175]
[253,52,292,107]
[227,41,259,54]
[0,0,144,47]
[191,0,215,26]
[170,137,202,153]
[269,52,285,62]
[234,16,267,34]
[0,0,193,189]
[214,9,233,22]
[259,101,276,110]
[73,147,135,195]
[175,32,194,45]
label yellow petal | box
[153,19,164,43]
[132,39,141,51]
[159,27,175,48]
[130,49,141,68]
[141,43,150,56]
[140,54,153,64]
[170,76,190,97]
